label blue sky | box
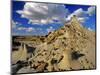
[12,1,96,36]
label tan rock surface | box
[12,16,96,73]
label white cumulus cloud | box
[16,2,69,24]
[66,6,95,23]
[17,27,35,32]
[87,6,96,16]
[66,8,86,22]
[12,20,16,28]
[78,17,89,23]
[88,27,92,31]
[27,27,35,32]
[12,20,23,29]
[47,26,55,33]
[72,8,85,17]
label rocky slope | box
[12,16,96,74]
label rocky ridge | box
[12,16,96,74]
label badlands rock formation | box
[11,16,96,74]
